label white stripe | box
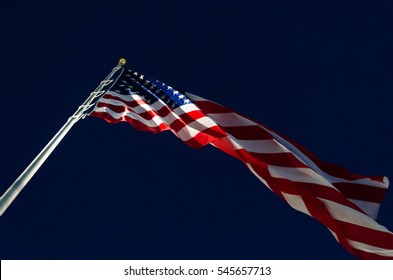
[176,125,201,141]
[348,240,393,257]
[97,100,217,141]
[100,99,182,129]
[320,198,392,234]
[106,90,143,102]
[199,105,388,191]
[99,98,163,115]
[281,192,311,216]
[347,176,389,189]
[102,98,171,124]
[100,95,167,114]
[189,116,218,129]
[98,97,130,108]
[175,117,218,141]
[105,92,200,116]
[102,93,388,196]
[107,91,202,114]
[265,126,388,189]
[267,167,383,220]
[234,139,291,154]
[93,107,166,129]
[95,105,211,143]
[349,199,380,220]
[185,92,209,102]
[174,103,201,114]
[103,93,207,124]
[207,112,256,127]
[187,96,387,190]
[268,166,334,188]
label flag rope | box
[0,58,126,216]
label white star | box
[173,91,179,95]
[140,75,144,79]
[184,99,191,104]
[178,94,184,99]
[167,85,172,90]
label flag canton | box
[110,69,191,109]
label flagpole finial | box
[119,58,127,66]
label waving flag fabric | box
[90,68,393,259]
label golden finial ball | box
[119,58,127,66]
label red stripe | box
[351,248,393,260]
[95,102,159,121]
[336,220,393,250]
[246,164,380,258]
[265,125,386,184]
[283,188,358,257]
[195,98,387,185]
[176,107,208,121]
[333,182,387,204]
[269,178,368,216]
[90,111,169,133]
[103,94,223,129]
[102,93,144,108]
[181,130,222,148]
[97,99,228,142]
[193,100,234,114]
[266,173,358,257]
[221,145,307,169]
[98,99,218,127]
[93,104,226,148]
[91,88,393,259]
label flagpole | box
[0,58,127,216]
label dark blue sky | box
[1,1,392,259]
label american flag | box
[90,68,393,259]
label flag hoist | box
[0,58,127,216]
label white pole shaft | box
[0,118,78,216]
[0,59,126,216]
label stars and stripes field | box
[90,68,393,259]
